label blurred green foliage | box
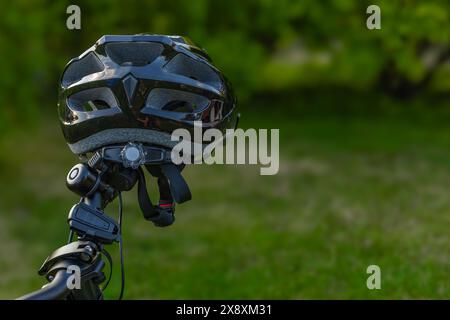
[1,101,449,299]
[1,0,450,132]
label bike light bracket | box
[68,203,119,244]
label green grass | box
[0,101,449,299]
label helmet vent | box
[62,52,104,87]
[105,42,163,66]
[67,87,119,112]
[163,54,221,89]
[143,88,209,114]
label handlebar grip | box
[17,270,71,300]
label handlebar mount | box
[18,143,192,300]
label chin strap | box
[137,163,191,227]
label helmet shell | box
[58,34,237,154]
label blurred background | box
[0,0,449,299]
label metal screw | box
[80,252,90,262]
[80,245,94,262]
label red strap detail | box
[158,203,174,208]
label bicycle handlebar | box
[17,270,71,300]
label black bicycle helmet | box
[58,34,237,155]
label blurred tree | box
[1,0,449,130]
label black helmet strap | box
[137,163,191,227]
[145,163,191,204]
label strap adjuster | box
[99,143,171,167]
